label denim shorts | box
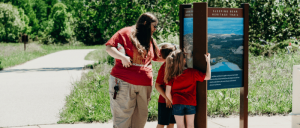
[172,104,196,116]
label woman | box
[105,12,163,128]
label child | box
[165,50,211,128]
[155,43,177,128]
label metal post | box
[292,65,300,128]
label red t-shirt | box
[105,27,160,86]
[156,62,167,103]
[167,68,206,106]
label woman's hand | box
[121,56,132,68]
[165,98,172,108]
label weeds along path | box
[0,49,96,127]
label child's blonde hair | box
[164,50,185,83]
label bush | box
[48,3,73,43]
[249,41,289,56]
[0,3,26,42]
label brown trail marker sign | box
[22,34,28,51]
[179,3,249,128]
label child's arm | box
[155,83,171,101]
[155,83,172,108]
[204,53,211,80]
[165,86,172,104]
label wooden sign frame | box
[179,3,249,128]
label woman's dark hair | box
[130,12,159,58]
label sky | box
[184,18,244,35]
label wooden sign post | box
[22,34,28,51]
[179,3,249,128]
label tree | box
[32,0,47,24]
[44,0,58,19]
[0,3,25,42]
[48,3,73,43]
[18,8,31,34]
[0,0,39,36]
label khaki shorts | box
[109,75,152,128]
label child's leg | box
[185,114,195,128]
[167,123,175,128]
[156,124,164,128]
[174,115,185,128]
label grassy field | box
[207,51,299,116]
[0,42,103,69]
[58,43,300,123]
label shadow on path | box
[0,67,84,73]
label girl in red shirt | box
[165,50,211,128]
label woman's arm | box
[165,86,172,103]
[204,53,211,80]
[106,45,132,68]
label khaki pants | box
[109,75,152,128]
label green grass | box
[58,47,113,123]
[58,62,113,123]
[0,42,102,69]
[207,51,300,117]
[59,38,300,123]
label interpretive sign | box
[183,8,244,90]
[179,3,249,128]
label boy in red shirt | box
[165,50,211,128]
[155,43,177,128]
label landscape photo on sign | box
[208,18,244,72]
[207,17,244,90]
[183,18,193,68]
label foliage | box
[47,3,73,43]
[32,0,47,37]
[1,0,300,56]
[18,8,31,35]
[249,41,289,56]
[0,3,25,42]
[44,0,58,18]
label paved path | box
[5,115,292,128]
[0,50,96,128]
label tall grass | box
[58,62,113,123]
[59,38,300,123]
[207,51,300,116]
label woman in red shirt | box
[165,50,211,128]
[105,13,163,128]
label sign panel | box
[183,8,244,90]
